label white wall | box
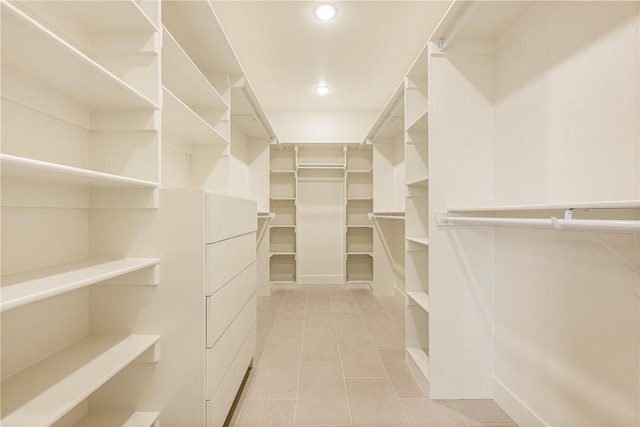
[266,110,378,144]
[492,2,639,426]
[229,131,250,198]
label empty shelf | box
[406,237,429,246]
[297,163,345,169]
[75,411,160,427]
[406,109,428,134]
[406,176,429,186]
[270,252,296,257]
[0,154,159,189]
[407,291,429,312]
[162,87,228,145]
[407,347,430,380]
[62,1,158,32]
[270,169,296,174]
[0,335,160,427]
[347,169,373,174]
[270,225,296,228]
[347,252,373,256]
[0,258,159,312]
[1,1,157,109]
[347,225,373,228]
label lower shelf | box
[0,334,160,427]
[407,291,429,312]
[74,411,160,427]
[407,347,430,381]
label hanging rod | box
[435,212,640,233]
[437,0,481,52]
[368,213,406,221]
[236,78,277,142]
[257,212,276,220]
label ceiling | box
[212,1,451,142]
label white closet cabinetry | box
[1,0,161,425]
[428,1,639,426]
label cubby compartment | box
[346,199,373,226]
[405,140,428,185]
[269,254,296,283]
[346,254,373,283]
[271,146,296,171]
[346,172,373,200]
[406,303,429,380]
[270,199,296,226]
[270,227,296,254]
[347,147,373,171]
[406,186,428,240]
[346,227,373,254]
[405,249,428,297]
[270,172,296,199]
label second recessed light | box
[315,85,330,95]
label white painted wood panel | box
[206,233,256,296]
[206,193,257,243]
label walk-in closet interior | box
[1,1,638,426]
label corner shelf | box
[407,291,430,312]
[0,154,159,189]
[407,347,430,380]
[0,334,160,427]
[162,87,229,145]
[406,176,429,187]
[2,1,158,109]
[0,258,160,313]
[406,237,429,247]
[74,410,160,427]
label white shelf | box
[407,291,430,312]
[270,197,296,201]
[162,87,228,145]
[448,200,640,212]
[406,176,429,187]
[297,163,345,170]
[347,252,373,257]
[407,347,430,381]
[0,154,159,189]
[270,169,296,174]
[2,1,157,109]
[270,252,296,257]
[347,225,373,228]
[0,258,159,313]
[62,1,159,33]
[74,411,160,427]
[347,169,373,174]
[369,212,406,221]
[270,225,296,228]
[406,108,428,133]
[0,335,160,427]
[162,27,228,110]
[347,197,374,201]
[406,237,429,246]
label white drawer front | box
[206,232,256,296]
[206,193,257,243]
[207,293,256,400]
[206,262,256,348]
[206,324,256,427]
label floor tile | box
[331,296,361,314]
[334,313,370,341]
[367,320,405,349]
[451,399,516,425]
[237,399,295,426]
[378,350,425,398]
[345,378,409,426]
[305,306,335,328]
[400,399,467,426]
[294,363,351,426]
[339,339,387,378]
[248,365,300,399]
[302,328,340,364]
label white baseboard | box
[493,377,547,427]
[271,282,298,291]
[297,274,343,285]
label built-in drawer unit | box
[206,193,257,243]
[206,232,256,296]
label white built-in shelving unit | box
[345,146,374,286]
[403,50,430,389]
[1,0,162,425]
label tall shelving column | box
[345,146,374,286]
[269,145,297,287]
[369,84,406,298]
[403,50,430,391]
[0,1,161,425]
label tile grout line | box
[234,292,287,427]
[291,288,309,427]
[331,289,355,427]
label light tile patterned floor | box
[227,287,517,427]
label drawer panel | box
[206,262,256,348]
[206,232,256,296]
[206,193,257,243]
[207,293,256,400]
[206,324,255,427]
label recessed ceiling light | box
[315,85,330,95]
[313,3,337,21]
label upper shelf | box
[161,27,228,110]
[0,334,160,427]
[1,1,157,109]
[74,411,160,427]
[0,258,159,313]
[0,154,159,189]
[61,0,159,33]
[406,176,429,187]
[162,87,229,145]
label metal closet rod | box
[436,212,640,233]
[368,213,406,221]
